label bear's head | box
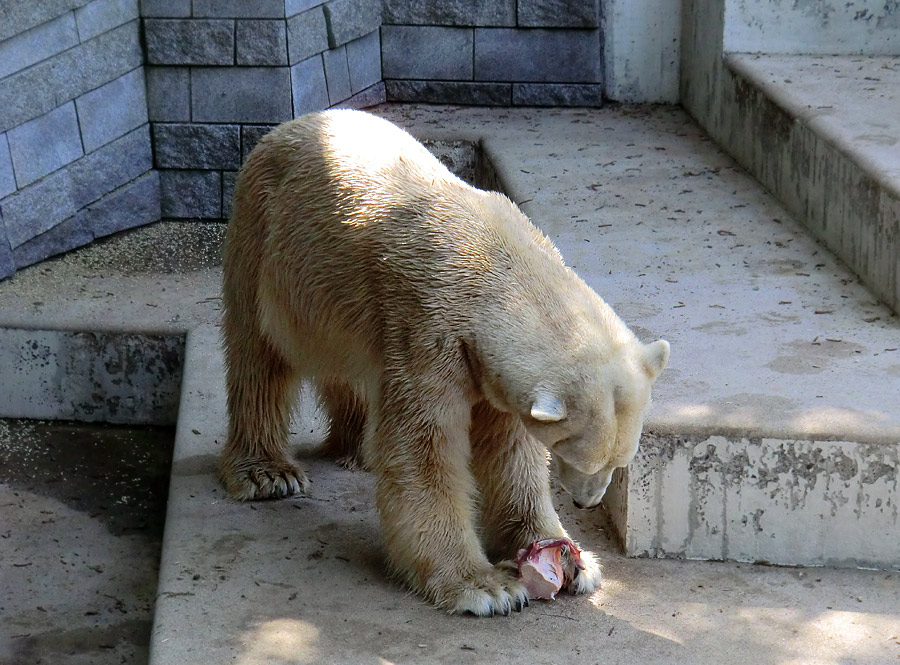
[524,339,670,509]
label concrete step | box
[0,104,898,664]
[720,54,899,313]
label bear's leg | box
[318,379,367,469]
[470,401,603,595]
[372,381,528,616]
[219,328,308,501]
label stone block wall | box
[381,0,604,106]
[143,0,384,221]
[0,0,158,278]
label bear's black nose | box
[573,499,586,510]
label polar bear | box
[219,109,669,616]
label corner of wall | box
[602,0,682,103]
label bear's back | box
[256,110,462,204]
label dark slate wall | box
[381,0,604,106]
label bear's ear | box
[642,340,670,381]
[530,392,567,422]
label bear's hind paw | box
[220,457,310,501]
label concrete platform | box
[0,105,898,664]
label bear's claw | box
[220,457,310,501]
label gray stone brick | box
[69,124,153,208]
[382,0,514,26]
[0,134,15,199]
[474,28,601,82]
[345,30,380,94]
[0,12,79,81]
[139,0,189,17]
[0,22,143,133]
[144,18,234,65]
[87,170,160,237]
[75,0,139,42]
[323,46,351,105]
[160,170,221,219]
[192,67,293,123]
[291,55,330,116]
[7,102,83,189]
[54,21,143,98]
[241,125,276,162]
[222,171,237,219]
[0,168,77,248]
[76,67,148,153]
[287,6,328,65]
[154,123,241,169]
[286,0,325,16]
[385,80,510,105]
[382,26,472,81]
[331,80,385,109]
[236,19,288,65]
[512,82,603,106]
[0,223,13,279]
[193,0,284,18]
[13,211,92,269]
[0,64,58,134]
[0,0,88,43]
[517,0,599,28]
[323,0,381,48]
[145,66,190,121]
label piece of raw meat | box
[516,537,585,600]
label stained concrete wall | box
[0,327,184,426]
[605,433,900,570]
[725,0,900,54]
[601,0,681,103]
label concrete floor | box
[0,420,173,665]
[0,104,898,664]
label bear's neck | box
[469,273,632,417]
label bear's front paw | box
[430,565,530,617]
[564,549,602,595]
[219,456,310,501]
